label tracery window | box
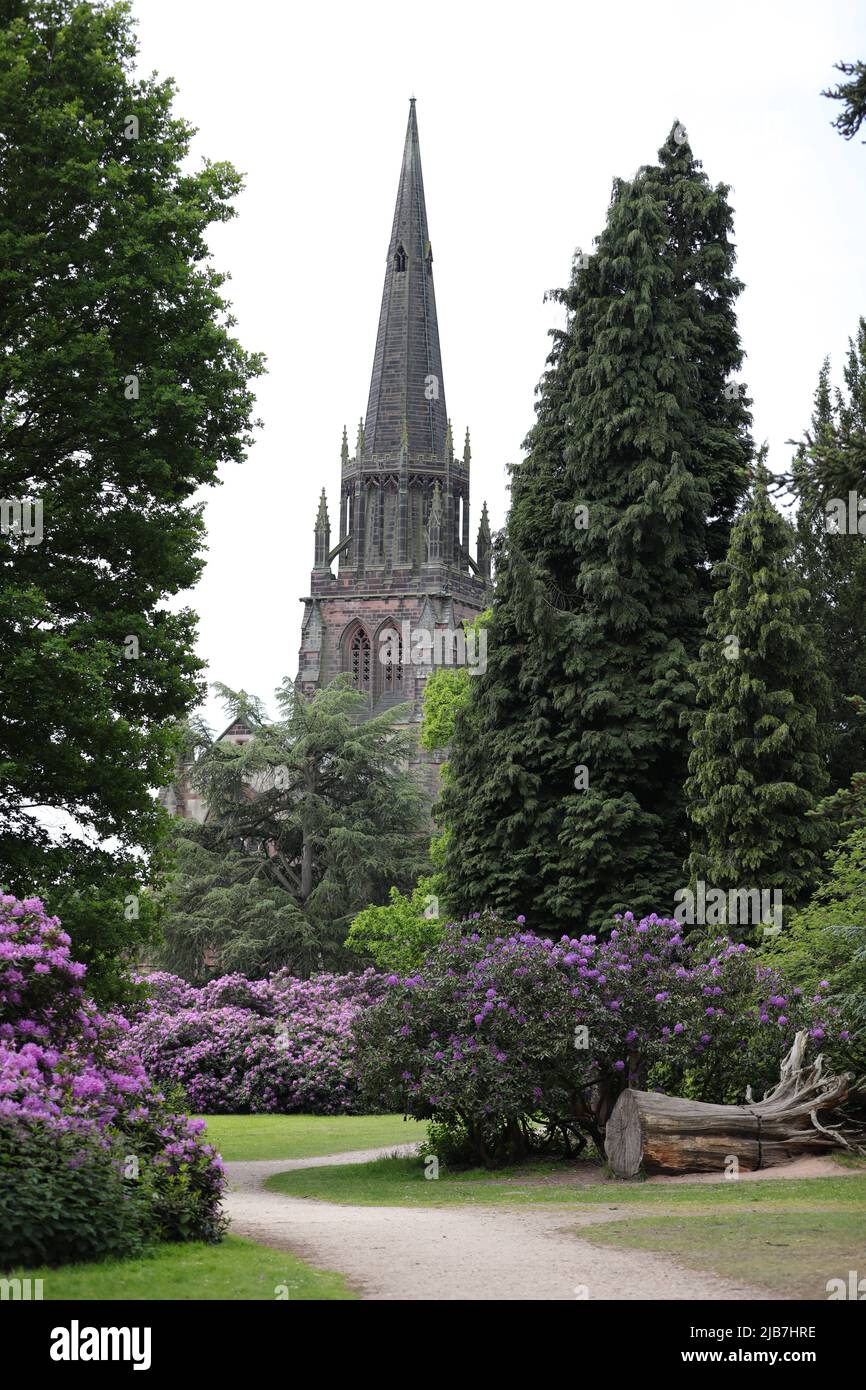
[381,629,404,692]
[350,628,372,691]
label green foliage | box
[824,59,866,142]
[791,320,866,502]
[0,1126,148,1270]
[0,0,263,995]
[345,633,475,973]
[685,462,829,918]
[156,826,343,983]
[421,668,471,752]
[417,1118,478,1168]
[158,679,431,978]
[763,826,866,1059]
[793,331,866,791]
[442,125,752,931]
[812,696,866,841]
[46,879,163,1007]
[345,877,446,972]
[420,612,489,752]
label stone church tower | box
[295,100,491,752]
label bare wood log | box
[604,1030,863,1178]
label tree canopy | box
[441,125,752,931]
[157,680,431,979]
[0,0,263,995]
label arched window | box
[394,244,407,273]
[379,628,404,693]
[349,628,372,691]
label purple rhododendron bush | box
[0,897,226,1269]
[119,967,386,1114]
[353,911,851,1167]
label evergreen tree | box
[824,59,866,142]
[443,126,752,931]
[685,462,829,918]
[438,331,579,920]
[812,696,866,841]
[157,679,430,979]
[793,334,866,790]
[0,0,262,995]
[156,829,340,983]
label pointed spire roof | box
[315,488,329,529]
[363,99,447,460]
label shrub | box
[762,825,866,1076]
[120,967,386,1114]
[0,895,226,1268]
[0,1124,148,1268]
[354,911,848,1166]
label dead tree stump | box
[604,1031,861,1178]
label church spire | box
[363,98,447,460]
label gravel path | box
[224,1146,778,1301]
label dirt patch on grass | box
[448,1152,862,1190]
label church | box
[295,98,491,734]
[161,99,491,820]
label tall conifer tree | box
[442,126,752,931]
[685,463,828,914]
[793,332,866,791]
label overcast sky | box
[131,0,866,731]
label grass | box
[582,1209,866,1301]
[196,1111,421,1161]
[9,1235,356,1300]
[265,1152,866,1210]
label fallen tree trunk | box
[604,1031,863,1178]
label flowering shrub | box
[0,896,226,1268]
[354,911,849,1165]
[120,968,386,1114]
[0,1124,150,1267]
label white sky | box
[130,0,866,730]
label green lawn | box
[265,1152,866,1209]
[197,1111,421,1161]
[582,1208,866,1301]
[9,1235,356,1300]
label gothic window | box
[380,628,404,693]
[394,244,407,273]
[349,628,372,691]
